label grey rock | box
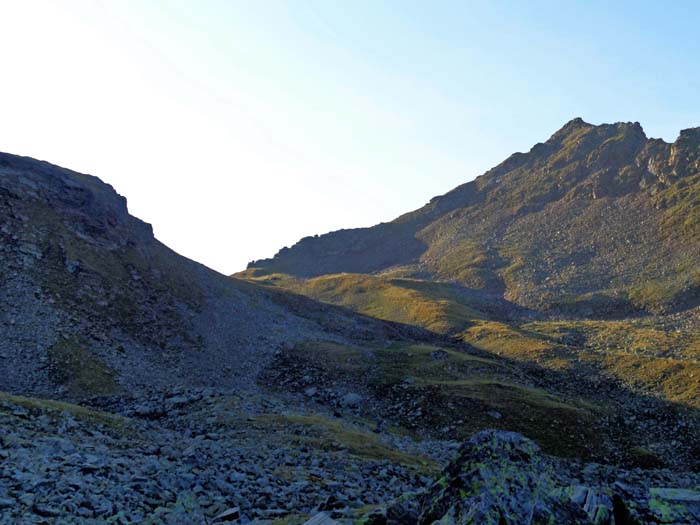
[0,497,16,509]
[339,393,363,408]
[32,504,62,517]
[303,512,341,525]
[213,506,241,522]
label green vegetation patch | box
[294,341,372,374]
[524,319,700,408]
[273,339,612,459]
[0,391,130,432]
[375,343,507,384]
[460,320,564,364]
[47,339,119,397]
[240,271,487,334]
[254,413,439,474]
[654,173,700,242]
[370,342,606,459]
[603,353,700,408]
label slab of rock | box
[304,387,318,397]
[339,393,363,408]
[213,506,241,522]
[430,350,448,360]
[303,511,341,525]
[612,484,700,524]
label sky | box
[0,1,699,274]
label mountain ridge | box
[247,118,700,315]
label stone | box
[398,430,592,524]
[581,488,613,524]
[303,512,340,525]
[134,405,166,419]
[339,393,363,408]
[361,506,388,524]
[430,350,448,360]
[32,504,62,517]
[0,497,16,509]
[318,494,347,511]
[213,506,241,522]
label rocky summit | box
[249,119,700,315]
[2,119,700,525]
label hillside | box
[239,119,700,474]
[0,151,429,400]
[3,149,682,468]
[248,119,700,315]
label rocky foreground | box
[0,388,442,524]
[1,389,699,525]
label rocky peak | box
[548,117,593,140]
[665,127,700,180]
[545,119,647,149]
[247,118,700,314]
[676,126,700,145]
[0,152,153,246]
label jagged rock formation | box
[374,430,700,524]
[249,119,700,315]
[0,152,425,399]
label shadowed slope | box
[0,152,427,400]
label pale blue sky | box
[1,1,698,272]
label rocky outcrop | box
[248,221,427,278]
[373,430,700,524]
[415,431,588,524]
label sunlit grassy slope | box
[239,269,700,411]
[238,270,495,334]
[462,319,700,409]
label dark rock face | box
[376,430,700,525]
[248,221,427,277]
[249,120,700,315]
[612,484,700,524]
